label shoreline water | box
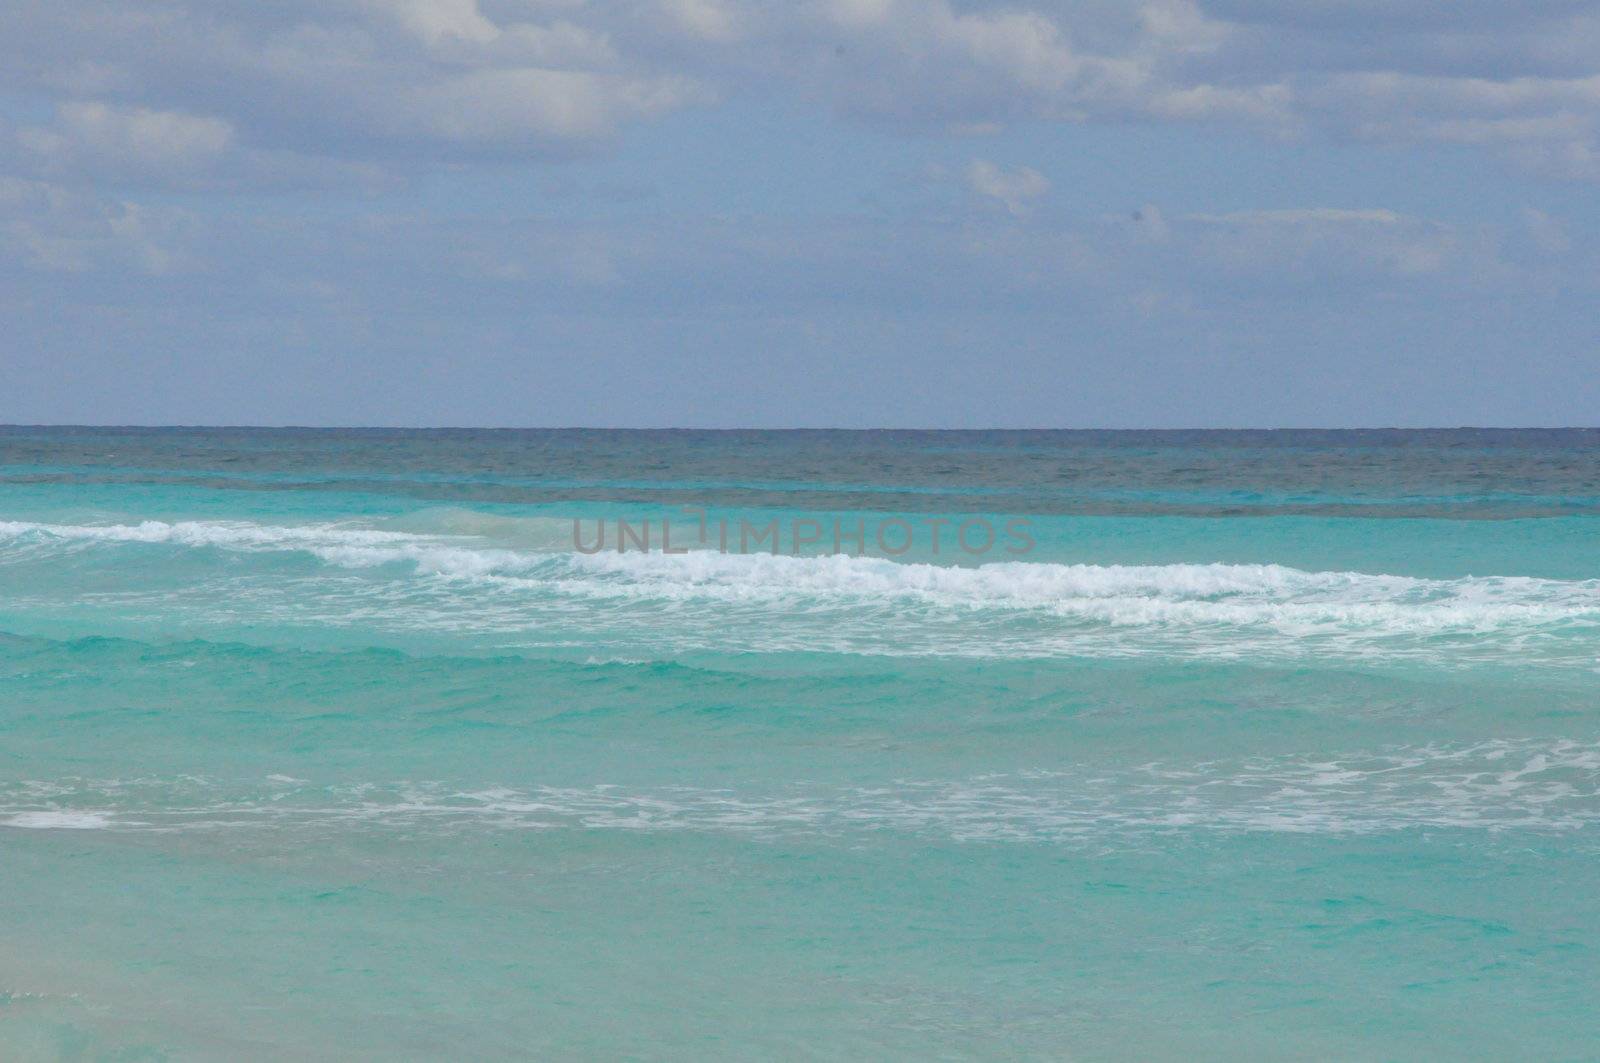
[3,428,1598,1057]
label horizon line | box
[2,424,1598,433]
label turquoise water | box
[2,428,1598,1059]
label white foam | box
[5,810,112,830]
[551,551,1600,642]
[0,518,431,550]
[0,517,545,578]
[5,516,1600,660]
[6,740,1598,840]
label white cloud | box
[1178,207,1491,281]
[5,101,394,192]
[1138,1,1231,54]
[406,69,702,144]
[372,0,500,46]
[965,159,1050,214]
[1189,208,1406,225]
[18,103,234,178]
[658,0,743,42]
[0,0,698,180]
[0,0,1597,182]
[0,176,191,274]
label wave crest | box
[4,516,1599,661]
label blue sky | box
[1,0,1597,426]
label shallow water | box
[2,428,1598,1058]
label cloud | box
[372,0,501,47]
[17,102,233,180]
[7,176,1597,427]
[0,0,705,182]
[1187,208,1406,225]
[1,0,1597,186]
[0,176,192,274]
[1129,205,1170,243]
[965,159,1050,214]
[405,69,704,145]
[4,101,394,193]
[1522,207,1571,253]
[657,0,744,42]
[88,197,1562,315]
[1172,207,1506,285]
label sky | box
[1,0,1597,427]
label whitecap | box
[5,810,112,830]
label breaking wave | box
[3,517,1599,662]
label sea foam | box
[5,739,1597,840]
[4,517,1598,661]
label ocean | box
[1,427,1597,1059]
